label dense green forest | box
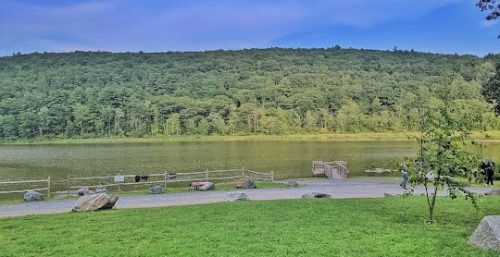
[0,48,499,140]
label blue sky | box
[0,0,498,56]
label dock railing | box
[312,160,349,179]
[333,161,349,178]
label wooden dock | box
[312,161,349,179]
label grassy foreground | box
[1,197,499,257]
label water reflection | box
[0,140,497,180]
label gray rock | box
[95,185,108,194]
[149,185,165,194]
[469,216,500,251]
[78,187,91,196]
[72,193,119,212]
[287,181,299,188]
[99,195,119,210]
[485,189,500,196]
[242,179,257,189]
[23,190,44,202]
[198,182,215,191]
[225,192,249,201]
[302,192,330,198]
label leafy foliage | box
[477,0,500,21]
[411,108,481,222]
[482,64,500,114]
[0,48,498,140]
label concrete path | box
[0,178,493,218]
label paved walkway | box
[0,178,493,218]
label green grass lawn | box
[0,197,499,257]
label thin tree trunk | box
[429,186,438,221]
[424,181,432,220]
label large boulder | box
[23,190,44,202]
[469,216,500,251]
[242,179,257,189]
[302,192,331,199]
[198,182,215,191]
[287,181,299,188]
[149,185,165,194]
[225,192,249,201]
[72,193,119,212]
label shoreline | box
[1,131,500,145]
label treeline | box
[0,48,499,139]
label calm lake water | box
[0,140,498,181]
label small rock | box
[149,185,165,194]
[469,215,500,251]
[225,192,249,201]
[72,193,119,212]
[287,181,299,188]
[242,179,257,189]
[198,182,215,191]
[302,192,330,198]
[78,187,91,196]
[95,185,108,194]
[23,190,44,202]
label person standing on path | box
[480,160,488,184]
[485,157,495,186]
[400,163,409,190]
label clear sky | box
[0,0,498,57]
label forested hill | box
[0,48,499,139]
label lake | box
[0,140,498,181]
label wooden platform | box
[312,161,349,179]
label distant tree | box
[482,64,500,114]
[197,118,210,135]
[304,111,317,132]
[0,49,499,140]
[208,112,226,135]
[165,113,181,136]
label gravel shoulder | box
[0,178,493,218]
